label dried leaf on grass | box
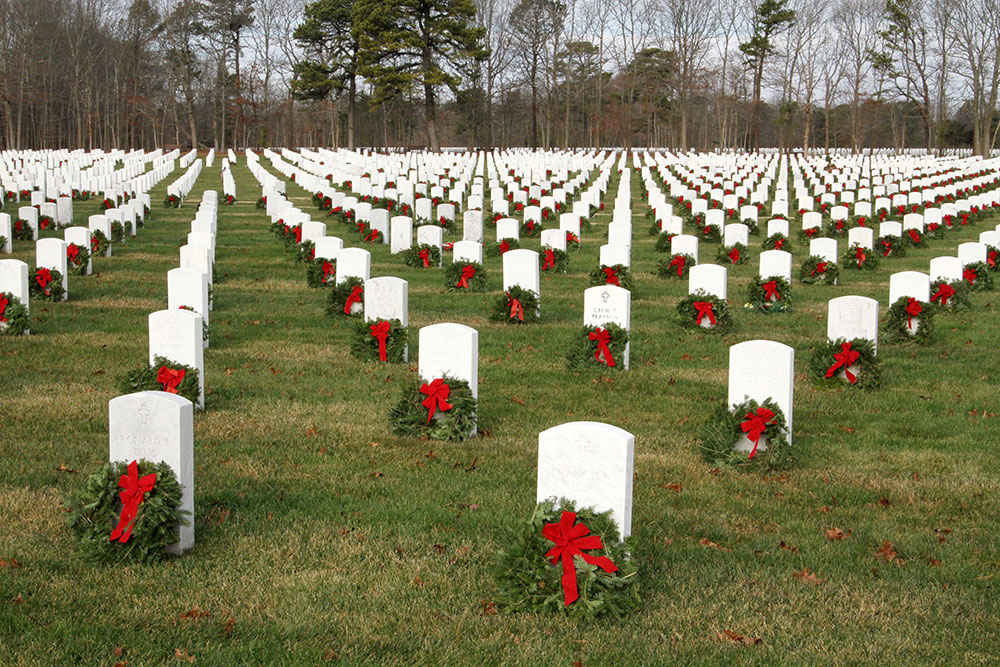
[717,629,762,646]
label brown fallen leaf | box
[222,618,235,636]
[878,498,891,507]
[323,649,339,661]
[54,463,77,474]
[814,506,831,514]
[717,629,761,646]
[508,396,526,405]
[700,537,731,552]
[779,541,798,553]
[370,471,384,478]
[480,600,497,616]
[174,648,195,663]
[793,568,825,584]
[825,528,851,540]
[181,606,209,620]
[928,557,942,567]
[0,558,20,568]
[875,541,899,563]
[662,482,683,493]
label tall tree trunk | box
[348,71,356,149]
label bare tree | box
[950,0,1000,156]
[663,0,713,150]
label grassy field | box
[2,156,1000,665]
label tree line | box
[0,0,997,153]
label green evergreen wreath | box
[445,261,489,292]
[417,216,456,235]
[654,232,677,253]
[326,277,365,318]
[359,223,384,244]
[539,248,569,274]
[565,232,581,251]
[842,243,879,270]
[903,228,925,247]
[825,218,851,238]
[929,279,971,311]
[296,240,315,263]
[12,218,33,240]
[742,217,760,235]
[66,243,91,276]
[876,235,906,258]
[256,196,267,210]
[808,337,881,390]
[388,373,477,441]
[0,235,6,252]
[90,229,110,257]
[798,225,822,242]
[65,459,189,564]
[122,356,201,406]
[963,261,993,291]
[109,220,125,243]
[696,224,721,243]
[589,264,634,290]
[986,246,999,272]
[648,218,664,236]
[799,255,839,285]
[403,243,442,268]
[486,238,521,257]
[164,194,181,208]
[306,258,337,288]
[698,398,793,471]
[492,498,639,619]
[350,318,407,363]
[676,292,732,332]
[746,275,792,313]
[762,232,791,251]
[521,218,543,238]
[717,243,749,265]
[327,208,351,225]
[883,296,934,344]
[566,322,629,370]
[656,253,694,279]
[490,285,541,324]
[30,268,64,301]
[38,215,56,232]
[0,292,29,335]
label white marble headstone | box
[727,340,794,451]
[583,285,631,369]
[149,309,205,409]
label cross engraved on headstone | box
[137,404,151,424]
[601,291,610,303]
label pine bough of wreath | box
[799,255,839,285]
[418,216,456,235]
[0,291,29,335]
[825,219,851,238]
[924,222,947,240]
[65,459,189,564]
[327,208,351,225]
[388,373,477,442]
[326,277,365,318]
[676,292,732,333]
[66,243,91,276]
[539,248,569,274]
[930,279,971,312]
[698,398,793,471]
[742,217,760,235]
[30,268,65,301]
[963,261,993,291]
[986,246,999,272]
[164,194,181,208]
[39,215,56,232]
[648,217,664,236]
[656,254,694,280]
[697,224,722,243]
[762,232,791,251]
[565,322,629,370]
[12,218,33,241]
[589,264,634,291]
[808,337,881,390]
[745,275,792,313]
[842,243,879,271]
[307,258,337,288]
[486,238,521,258]
[903,228,925,247]
[350,318,407,363]
[0,235,6,252]
[565,232,581,251]
[122,356,201,405]
[883,296,934,344]
[521,218,543,238]
[359,223,384,244]
[296,240,315,263]
[492,497,639,619]
[445,261,489,292]
[716,243,748,265]
[876,234,906,258]
[654,232,677,254]
[403,243,441,269]
[490,285,541,324]
[798,225,822,242]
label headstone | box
[0,213,11,254]
[417,225,444,266]
[889,271,930,333]
[848,227,874,250]
[810,237,838,265]
[759,249,792,281]
[35,238,68,301]
[727,340,794,452]
[958,242,987,267]
[452,240,483,264]
[767,219,789,237]
[149,309,205,409]
[167,267,210,348]
[0,259,30,328]
[418,322,479,401]
[929,256,962,283]
[336,247,371,314]
[496,218,520,242]
[608,222,632,247]
[88,215,113,257]
[540,228,566,251]
[583,285,631,369]
[688,263,727,300]
[502,249,540,308]
[463,210,483,243]
[827,296,879,356]
[64,226,92,275]
[365,276,409,361]
[314,236,343,261]
[599,243,630,268]
[671,234,699,263]
[724,223,748,247]
[19,207,38,241]
[390,216,413,254]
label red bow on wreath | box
[35,268,53,295]
[294,226,303,244]
[109,460,157,544]
[603,266,620,285]
[825,341,860,384]
[805,228,818,238]
[344,285,363,314]
[369,320,390,362]
[588,327,615,367]
[908,230,921,244]
[762,280,779,301]
[669,255,686,277]
[322,261,335,281]
[499,240,510,254]
[963,268,977,286]
[774,237,785,250]
[988,251,997,269]
[419,378,453,424]
[693,301,716,326]
[506,293,524,321]
[931,283,955,306]
[543,511,619,607]
[728,248,740,264]
[542,248,555,270]
[91,236,100,252]
[157,366,186,394]
[741,407,776,459]
[0,295,8,322]
[812,261,828,276]
[457,265,476,288]
[905,297,922,328]
[419,248,431,267]
[855,246,866,267]
[881,240,893,256]
[67,243,80,264]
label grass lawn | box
[2,156,1000,665]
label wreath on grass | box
[903,228,924,247]
[164,194,181,208]
[717,243,748,265]
[110,220,125,244]
[486,238,520,257]
[565,232,581,250]
[351,318,407,363]
[521,218,543,238]
[697,224,721,243]
[30,267,64,301]
[12,218,33,241]
[419,216,456,235]
[39,215,56,232]
[799,256,839,285]
[0,292,29,335]
[296,240,315,263]
[327,277,365,317]
[924,222,946,240]
[90,229,110,257]
[798,226,822,242]
[808,337,880,390]
[122,356,200,405]
[256,196,267,210]
[590,264,634,290]
[762,232,791,251]
[327,208,351,225]
[842,244,879,270]
[676,292,732,332]
[826,219,850,238]
[986,247,999,272]
[490,285,540,324]
[566,322,629,370]
[539,248,569,273]
[388,374,477,441]
[446,261,488,291]
[403,243,441,269]
[656,253,694,279]
[306,258,337,288]
[745,275,791,313]
[65,459,189,564]
[653,232,677,254]
[66,242,90,276]
[929,279,970,311]
[648,218,663,236]
[883,296,933,344]
[492,498,639,618]
[698,398,793,471]
[742,217,760,235]
[359,223,384,244]
[877,235,905,258]
[962,262,993,291]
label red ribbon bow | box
[988,251,997,269]
[457,265,476,288]
[91,236,100,252]
[931,283,955,305]
[0,295,8,322]
[728,248,740,264]
[905,297,922,328]
[805,228,817,237]
[693,301,716,326]
[603,266,620,285]
[499,240,510,254]
[588,327,615,367]
[741,407,776,459]
[963,268,977,286]
[774,237,785,249]
[344,285,363,314]
[365,230,380,243]
[109,460,157,543]
[35,268,52,295]
[322,261,335,281]
[157,366,186,394]
[543,511,619,607]
[369,320,390,361]
[825,342,860,384]
[669,255,685,277]
[855,246,866,267]
[908,229,921,244]
[419,248,430,267]
[294,226,303,244]
[542,248,555,270]
[762,280,779,301]
[67,243,80,264]
[812,261,827,276]
[419,378,453,424]
[507,293,524,321]
[881,240,893,256]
